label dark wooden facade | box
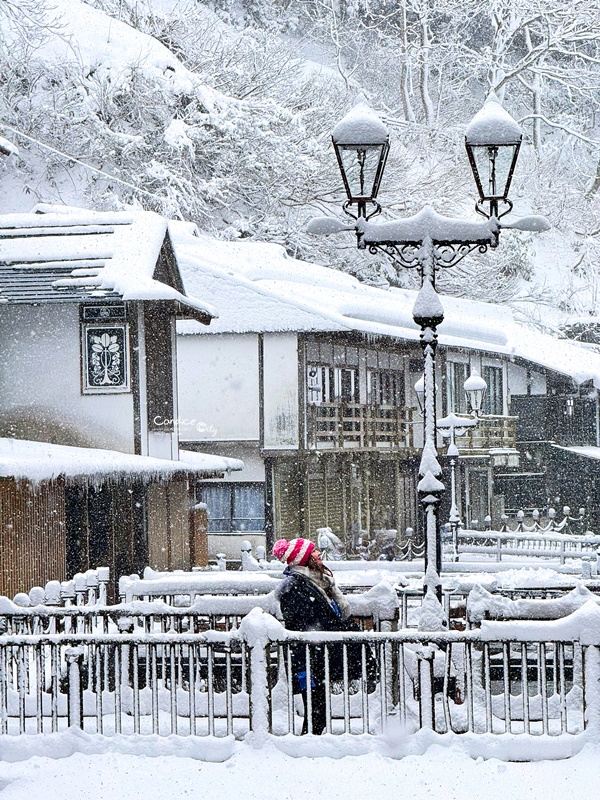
[0,478,67,598]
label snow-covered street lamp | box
[307,94,549,602]
[465,93,522,220]
[464,373,487,416]
[436,412,479,562]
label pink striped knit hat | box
[272,538,315,567]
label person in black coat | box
[273,537,352,734]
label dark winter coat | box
[276,568,366,692]
[277,569,348,635]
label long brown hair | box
[307,552,333,578]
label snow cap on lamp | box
[272,538,315,566]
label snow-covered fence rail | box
[119,571,283,603]
[11,568,110,609]
[498,507,588,535]
[0,582,399,636]
[3,604,600,757]
[448,529,600,565]
[0,630,249,737]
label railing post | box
[66,646,84,729]
[239,608,285,742]
[97,567,110,605]
[583,645,600,736]
[417,646,435,730]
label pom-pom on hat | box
[272,538,315,567]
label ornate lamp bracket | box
[364,237,497,272]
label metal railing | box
[0,631,247,737]
[448,529,600,565]
[268,631,586,737]
[0,582,399,636]
[2,609,596,750]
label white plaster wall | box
[190,442,264,482]
[0,304,134,450]
[263,333,299,449]
[530,370,546,395]
[507,362,547,397]
[177,333,260,442]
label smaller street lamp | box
[415,374,485,561]
[464,374,487,416]
[436,412,479,562]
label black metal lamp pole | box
[308,94,549,601]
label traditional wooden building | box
[0,205,241,596]
[172,227,600,556]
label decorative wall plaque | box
[82,323,130,393]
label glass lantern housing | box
[464,375,487,416]
[465,93,523,216]
[332,100,390,207]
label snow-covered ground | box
[0,741,598,800]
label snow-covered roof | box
[172,225,600,389]
[0,438,243,484]
[0,204,216,322]
[552,445,600,462]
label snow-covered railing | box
[498,507,589,535]
[10,568,110,609]
[119,571,283,602]
[467,583,599,624]
[0,629,248,737]
[0,582,400,636]
[447,528,600,565]
[3,603,600,758]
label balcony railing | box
[455,415,517,454]
[306,404,517,454]
[306,403,416,451]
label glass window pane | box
[339,145,384,199]
[483,366,503,415]
[200,485,231,532]
[232,485,265,532]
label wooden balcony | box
[455,415,518,455]
[306,403,416,451]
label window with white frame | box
[198,483,265,533]
[307,365,358,404]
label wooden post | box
[190,502,209,567]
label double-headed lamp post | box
[308,93,549,601]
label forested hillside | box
[1,0,599,326]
